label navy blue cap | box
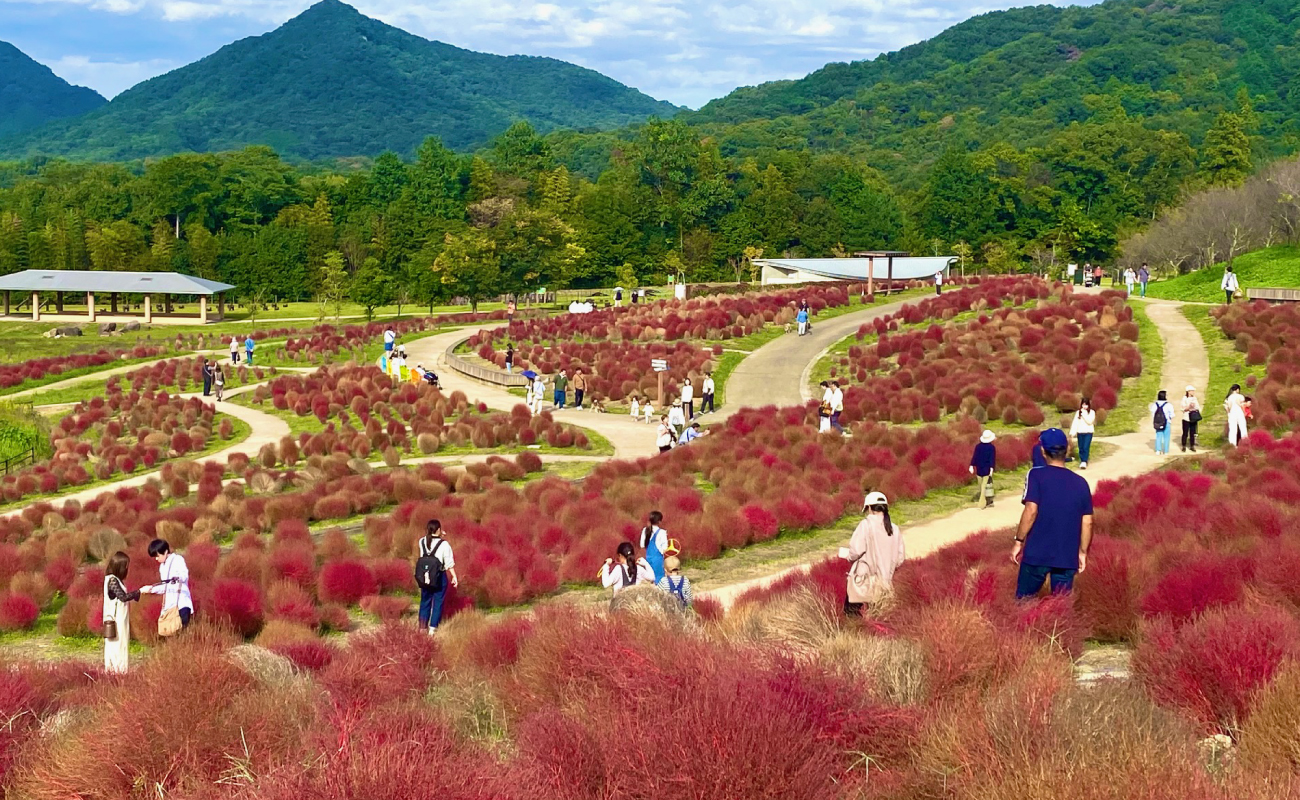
[1039,428,1068,450]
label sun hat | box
[1039,428,1069,450]
[980,430,996,444]
[862,491,889,511]
[664,555,681,572]
[1185,385,1196,392]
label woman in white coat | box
[842,492,904,616]
[103,551,141,673]
[1225,383,1248,446]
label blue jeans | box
[419,584,447,630]
[1076,432,1092,463]
[1140,282,1147,297]
[553,390,565,408]
[1155,427,1171,454]
[1016,563,1077,598]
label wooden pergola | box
[0,270,235,324]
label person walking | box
[1225,383,1248,446]
[701,372,715,414]
[1138,263,1151,297]
[572,369,587,409]
[640,511,668,583]
[630,395,640,420]
[969,430,997,508]
[1124,267,1136,296]
[553,370,569,410]
[244,335,255,366]
[384,327,396,356]
[681,379,694,420]
[667,399,686,439]
[1150,390,1173,455]
[843,492,904,615]
[934,270,944,296]
[504,344,514,374]
[141,539,193,634]
[615,287,623,307]
[214,365,225,401]
[656,416,674,453]
[1011,428,1094,598]
[657,556,693,609]
[1222,265,1240,305]
[828,381,845,434]
[1180,385,1201,452]
[416,520,458,634]
[642,399,654,424]
[796,306,809,335]
[1083,262,1094,288]
[1093,264,1104,286]
[103,551,141,674]
[601,542,654,595]
[531,374,546,414]
[1069,397,1096,469]
[200,358,212,397]
[229,335,240,365]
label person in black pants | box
[700,372,715,414]
[201,359,212,396]
[1180,385,1201,452]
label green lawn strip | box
[1181,304,1265,447]
[709,350,746,411]
[0,355,174,398]
[1106,300,1164,435]
[1146,245,1300,304]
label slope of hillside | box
[0,42,106,139]
[1146,246,1300,303]
[1,0,676,161]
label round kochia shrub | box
[0,593,40,631]
[317,560,377,606]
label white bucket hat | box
[980,430,996,444]
[1185,385,1196,392]
[862,491,889,511]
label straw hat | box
[980,430,996,444]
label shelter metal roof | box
[0,270,234,296]
[756,257,956,281]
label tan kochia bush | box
[417,431,440,454]
[720,585,839,656]
[819,631,927,705]
[87,528,127,562]
[1239,660,1300,771]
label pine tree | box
[1201,112,1252,187]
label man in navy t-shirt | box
[1012,428,1093,598]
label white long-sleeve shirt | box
[141,553,192,612]
[681,383,693,403]
[702,377,715,395]
[668,406,685,428]
[1222,271,1240,292]
[1069,408,1096,436]
[640,526,668,555]
[601,559,654,593]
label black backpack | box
[415,539,445,591]
[1153,402,1168,432]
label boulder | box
[121,320,142,332]
[49,326,82,338]
[97,322,117,335]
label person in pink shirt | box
[842,492,904,616]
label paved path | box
[700,299,1212,608]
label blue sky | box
[1,0,1091,108]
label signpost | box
[651,359,668,407]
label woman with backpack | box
[600,542,654,594]
[657,556,693,609]
[640,510,668,583]
[415,520,458,633]
[1149,390,1173,455]
[843,492,904,616]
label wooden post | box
[56,292,64,313]
[200,296,208,324]
[3,291,8,317]
[657,371,665,410]
[217,293,225,321]
[867,256,874,298]
[31,292,39,321]
[887,256,894,293]
[87,291,95,322]
[111,292,118,314]
[143,295,152,323]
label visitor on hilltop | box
[640,511,669,583]
[681,378,694,419]
[1225,383,1248,446]
[416,520,458,634]
[656,416,674,453]
[657,556,693,610]
[504,344,514,374]
[1069,397,1096,469]
[244,335,255,366]
[601,542,654,595]
[969,430,997,509]
[554,370,569,410]
[1012,428,1094,599]
[1222,265,1240,305]
[141,539,193,635]
[701,372,715,415]
[572,369,587,409]
[201,358,213,397]
[797,305,809,336]
[668,399,686,438]
[1181,385,1201,453]
[384,327,395,355]
[214,365,225,402]
[1138,263,1151,297]
[102,550,141,674]
[843,492,904,616]
[229,335,239,365]
[678,421,706,446]
[935,270,944,296]
[1150,390,1173,455]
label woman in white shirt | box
[229,335,240,365]
[1068,397,1096,469]
[417,520,459,633]
[656,417,674,453]
[701,373,715,414]
[1180,385,1201,452]
[667,400,686,438]
[1225,384,1248,446]
[600,542,655,594]
[141,539,193,632]
[1124,268,1136,295]
[530,376,546,414]
[103,551,141,673]
[1222,266,1240,305]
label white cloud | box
[46,54,182,97]
[8,0,1086,107]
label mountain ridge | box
[0,42,107,140]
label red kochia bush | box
[1132,604,1300,731]
[210,579,264,638]
[317,560,377,606]
[0,593,40,631]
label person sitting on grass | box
[1011,428,1093,599]
[657,556,693,610]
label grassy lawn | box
[1181,304,1264,447]
[1145,245,1300,304]
[1107,300,1165,435]
[709,350,746,411]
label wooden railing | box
[443,339,530,388]
[1247,288,1300,303]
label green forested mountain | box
[0,0,676,162]
[0,42,105,139]
[687,0,1300,180]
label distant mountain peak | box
[0,41,106,140]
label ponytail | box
[870,504,895,536]
[641,510,663,548]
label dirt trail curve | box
[700,298,1211,608]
